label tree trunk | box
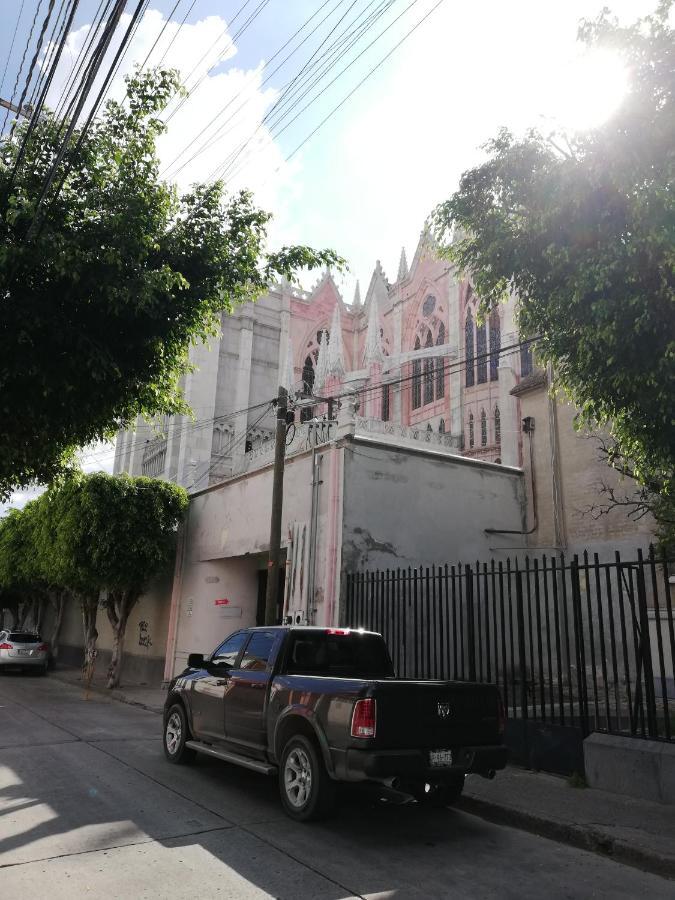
[49,591,66,660]
[106,591,139,689]
[81,596,99,687]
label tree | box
[81,474,188,688]
[0,69,342,498]
[433,3,674,528]
[0,500,70,653]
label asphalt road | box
[0,673,671,899]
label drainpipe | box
[485,421,538,536]
[163,503,190,683]
[306,447,323,624]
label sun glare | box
[550,49,629,132]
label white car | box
[0,631,50,674]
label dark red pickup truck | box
[163,626,508,820]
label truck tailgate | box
[372,680,501,749]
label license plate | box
[17,649,31,656]
[429,749,453,768]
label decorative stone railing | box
[354,416,461,453]
[239,418,337,473]
[141,437,167,477]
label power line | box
[2,0,46,133]
[282,0,445,168]
[161,0,344,178]
[0,1,27,99]
[215,0,391,183]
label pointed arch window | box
[465,309,474,387]
[412,336,422,409]
[439,418,446,434]
[480,409,487,446]
[489,310,500,381]
[468,412,474,449]
[436,323,445,398]
[476,320,487,383]
[382,384,390,422]
[494,405,501,446]
[302,355,315,395]
[423,329,434,405]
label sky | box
[0,0,662,510]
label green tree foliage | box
[433,3,674,525]
[0,473,188,684]
[0,69,342,497]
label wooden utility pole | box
[265,386,288,625]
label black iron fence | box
[343,548,675,744]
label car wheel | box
[279,734,336,822]
[163,703,196,764]
[412,775,464,808]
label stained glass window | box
[465,309,474,387]
[477,321,487,383]
[436,323,445,398]
[423,330,434,405]
[480,409,487,446]
[412,336,421,409]
[489,310,500,381]
[495,406,501,446]
[382,384,390,422]
[468,412,474,448]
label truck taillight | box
[351,698,376,738]
[0,643,12,650]
[37,644,49,652]
[497,694,506,736]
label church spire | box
[327,305,345,379]
[353,279,362,308]
[397,247,408,281]
[363,296,383,365]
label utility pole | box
[265,386,288,625]
[0,98,32,119]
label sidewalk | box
[50,666,674,879]
[460,766,675,879]
[51,665,167,714]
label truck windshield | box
[285,631,394,679]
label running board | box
[185,741,276,775]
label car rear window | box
[8,633,41,643]
[285,632,394,679]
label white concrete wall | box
[340,437,526,573]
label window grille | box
[495,406,501,446]
[468,412,474,448]
[412,336,422,409]
[436,323,445,398]
[423,330,434,405]
[489,310,500,381]
[480,409,487,446]
[477,321,487,383]
[381,384,390,421]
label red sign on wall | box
[214,598,230,606]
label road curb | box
[457,795,675,881]
[50,668,164,716]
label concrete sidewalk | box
[460,766,675,879]
[50,664,167,714]
[50,665,674,880]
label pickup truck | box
[163,626,508,821]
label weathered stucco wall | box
[46,575,172,684]
[341,437,526,574]
[517,379,655,558]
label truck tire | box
[413,775,464,808]
[279,734,336,822]
[163,703,196,765]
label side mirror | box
[187,652,205,669]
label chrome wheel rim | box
[284,746,313,808]
[165,711,182,755]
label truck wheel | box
[279,734,336,822]
[413,775,464,808]
[163,703,196,765]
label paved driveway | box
[0,673,671,899]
